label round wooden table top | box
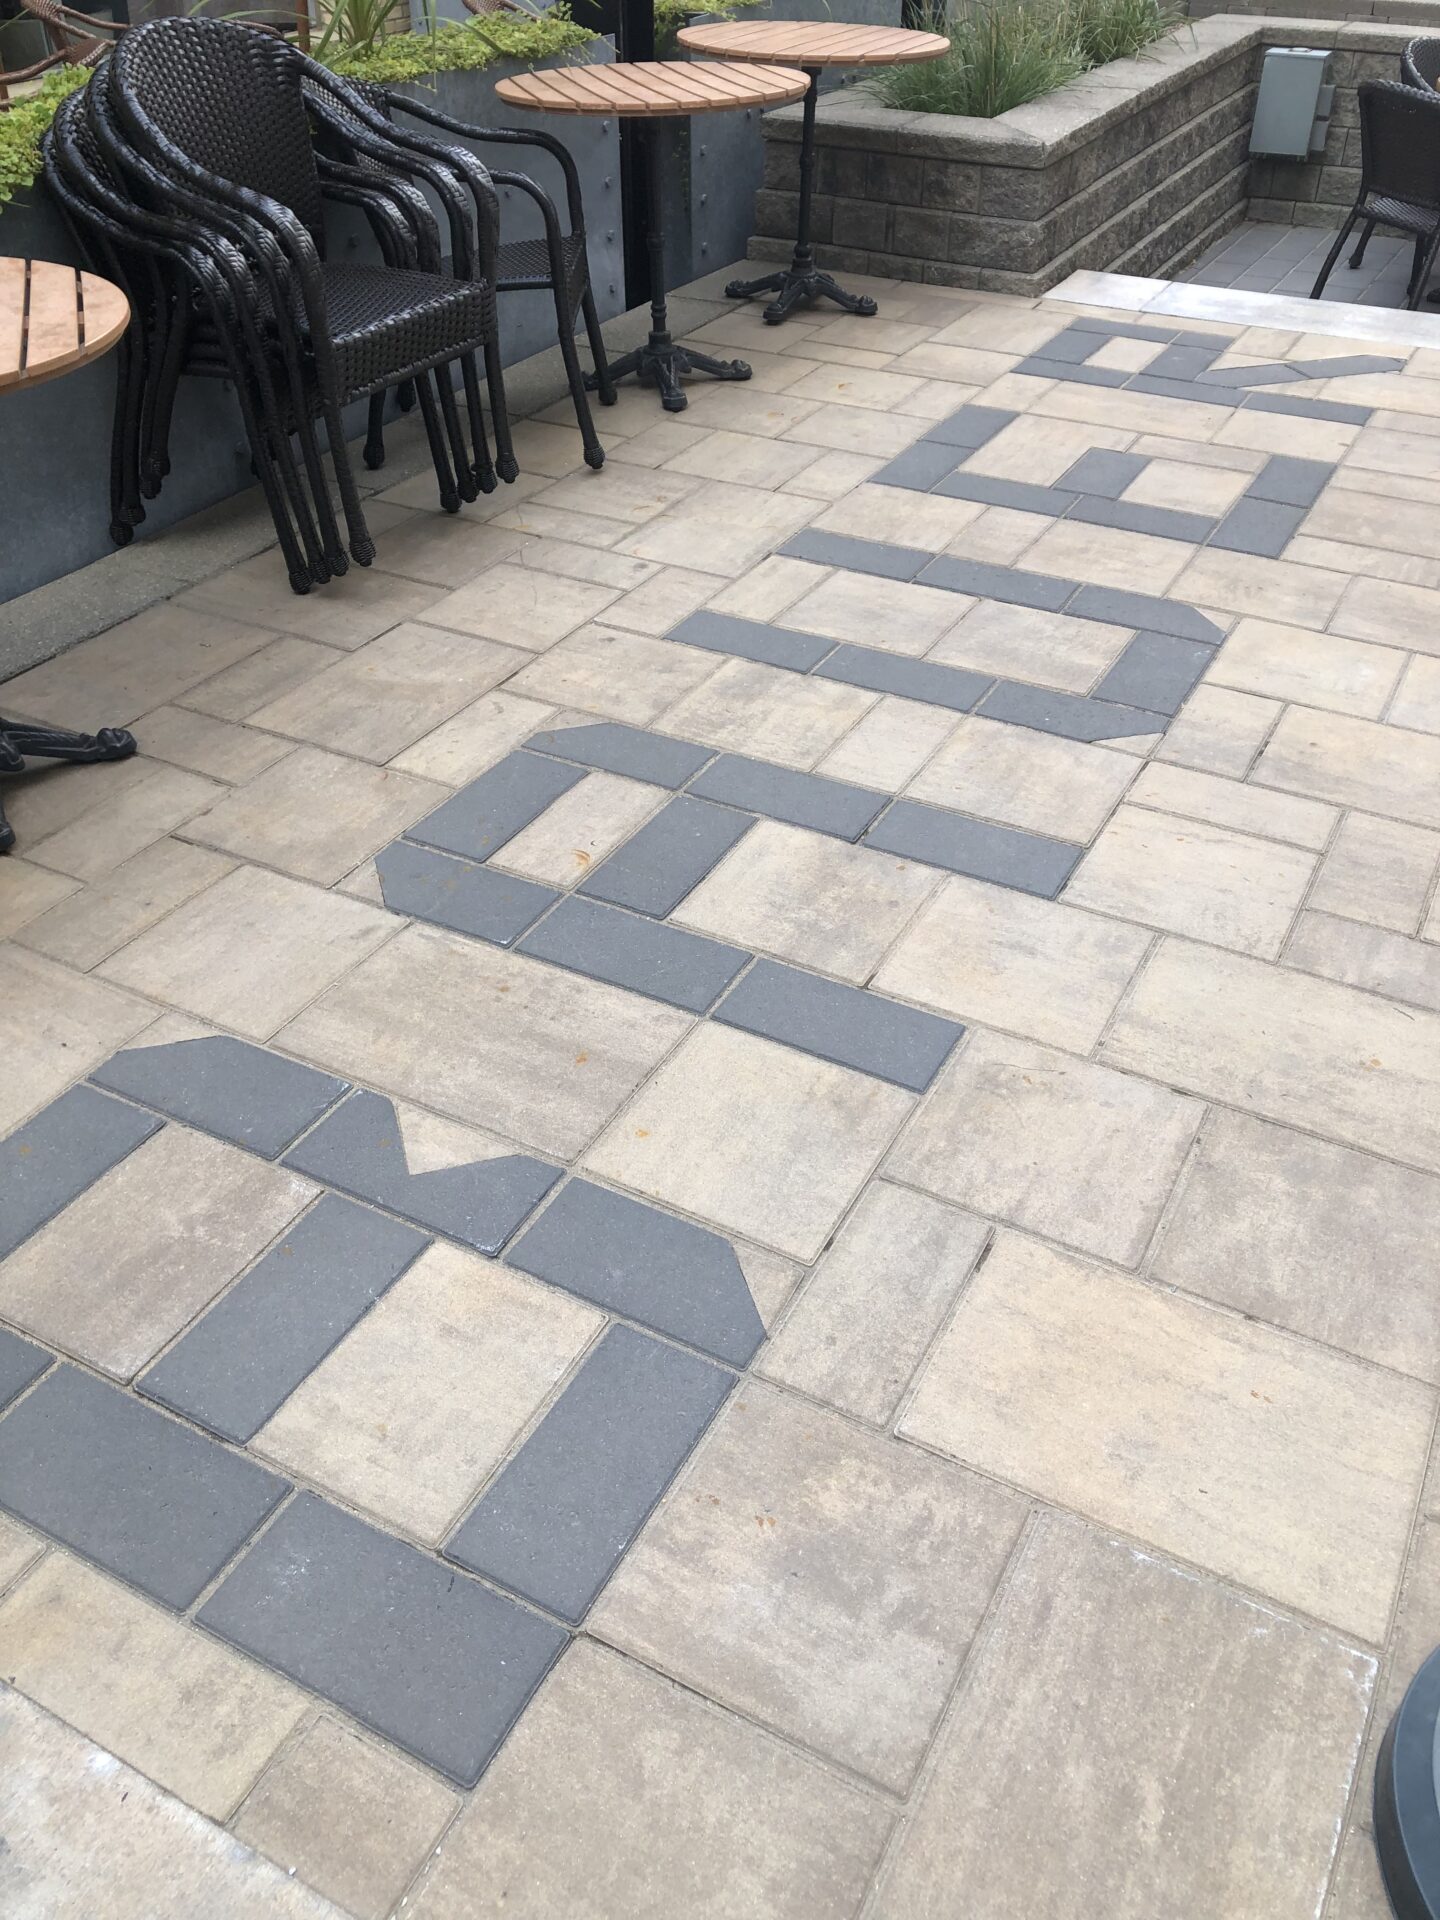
[676,20,951,68]
[495,58,809,118]
[0,258,129,393]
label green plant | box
[324,6,594,79]
[1063,0,1177,68]
[0,64,88,210]
[313,0,416,63]
[653,0,766,58]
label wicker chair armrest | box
[316,157,437,270]
[380,96,587,237]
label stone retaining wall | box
[1245,23,1412,225]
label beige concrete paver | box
[1310,811,1440,934]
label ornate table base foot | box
[588,339,752,413]
[0,720,139,856]
[726,264,879,326]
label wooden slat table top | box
[0,259,129,393]
[495,58,809,117]
[676,21,951,68]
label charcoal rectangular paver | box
[446,1324,732,1623]
[778,531,928,580]
[1057,451,1149,499]
[921,404,1016,449]
[519,895,748,1013]
[138,1194,429,1444]
[667,610,836,673]
[579,794,754,917]
[198,1492,564,1785]
[1,1085,160,1260]
[282,1089,561,1257]
[0,1365,288,1608]
[918,556,1076,612]
[375,841,556,947]
[1207,497,1308,559]
[508,1179,765,1364]
[1244,391,1370,426]
[1066,585,1226,647]
[980,678,1164,741]
[1146,343,1222,381]
[814,645,992,712]
[1070,318,1177,342]
[1290,353,1403,378]
[1018,327,1102,365]
[0,1330,48,1413]
[1194,362,1299,389]
[91,1038,345,1161]
[522,721,712,788]
[405,750,584,862]
[865,801,1081,897]
[714,959,963,1091]
[871,442,966,491]
[689,756,887,841]
[1093,633,1214,717]
[1248,456,1334,508]
[933,472,1077,516]
[1014,357,1129,388]
[1067,497,1216,546]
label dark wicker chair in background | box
[1402,34,1440,90]
[1311,81,1440,308]
[0,0,123,103]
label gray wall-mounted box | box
[1250,46,1334,159]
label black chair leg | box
[580,286,616,407]
[319,392,373,567]
[553,285,604,469]
[483,338,518,483]
[1350,219,1376,269]
[108,330,141,546]
[416,370,461,513]
[1407,231,1440,308]
[433,365,479,504]
[459,355,496,495]
[364,393,387,471]
[1311,211,1360,299]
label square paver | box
[0,1364,288,1608]
[589,1382,1026,1792]
[0,1084,160,1262]
[91,1033,348,1158]
[906,714,1135,841]
[584,1023,913,1263]
[1309,812,1440,935]
[199,1492,566,1786]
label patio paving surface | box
[2,260,1440,1918]
[1180,218,1420,307]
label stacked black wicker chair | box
[1311,76,1440,309]
[1402,34,1440,90]
[42,16,523,593]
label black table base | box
[0,720,138,855]
[726,68,879,327]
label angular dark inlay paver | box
[523,721,711,789]
[1057,450,1149,499]
[1208,497,1308,559]
[921,404,1016,449]
[689,756,886,842]
[1,1084,160,1260]
[1248,455,1333,508]
[1066,496,1215,546]
[508,1180,765,1365]
[933,471,1077,516]
[1093,632,1214,717]
[865,801,1082,898]
[406,749,584,862]
[1146,343,1221,382]
[714,959,962,1092]
[667,610,836,673]
[871,442,966,491]
[0,1365,288,1608]
[778,530,928,580]
[1066,586,1226,647]
[91,1037,346,1161]
[917,556,1076,612]
[814,645,993,712]
[0,1329,48,1414]
[1245,390,1369,426]
[1014,357,1128,388]
[579,794,754,918]
[519,895,748,1014]
[446,1324,732,1623]
[139,1194,429,1444]
[376,841,557,948]
[198,1492,564,1786]
[283,1089,561,1257]
[980,679,1164,742]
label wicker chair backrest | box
[1402,36,1440,90]
[1357,81,1440,212]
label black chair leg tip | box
[287,569,313,595]
[440,490,461,514]
[497,454,519,483]
[584,445,605,470]
[363,446,386,471]
[109,522,134,547]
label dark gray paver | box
[871,442,966,490]
[1021,327,1104,365]
[0,1330,48,1413]
[980,678,1164,741]
[578,794,753,917]
[1014,357,1128,387]
[667,610,835,672]
[1174,331,1233,350]
[283,1089,560,1256]
[1070,317,1178,342]
[778,530,928,580]
[1207,497,1308,559]
[1,1085,160,1260]
[405,750,584,861]
[0,1365,287,1608]
[1066,585,1226,646]
[1057,450,1148,499]
[1146,343,1222,381]
[1245,391,1370,426]
[921,404,1016,449]
[865,801,1081,897]
[814,645,992,712]
[446,1324,731,1623]
[1067,496,1216,545]
[714,959,962,1091]
[1093,632,1214,716]
[138,1195,429,1444]
[522,721,711,789]
[1128,375,1236,407]
[917,556,1076,611]
[1289,354,1404,378]
[376,841,556,947]
[689,756,886,841]
[1194,362,1301,389]
[519,895,748,1013]
[91,1038,345,1160]
[1249,455,1334,507]
[933,472,1077,516]
[199,1492,564,1785]
[508,1180,765,1364]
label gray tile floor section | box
[1178,219,1419,305]
[91,1036,349,1159]
[375,840,557,947]
[518,894,749,1014]
[578,795,753,918]
[715,960,964,1092]
[0,1330,49,1414]
[0,1085,160,1261]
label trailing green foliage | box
[875,0,1178,118]
[0,64,89,210]
[324,7,595,80]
